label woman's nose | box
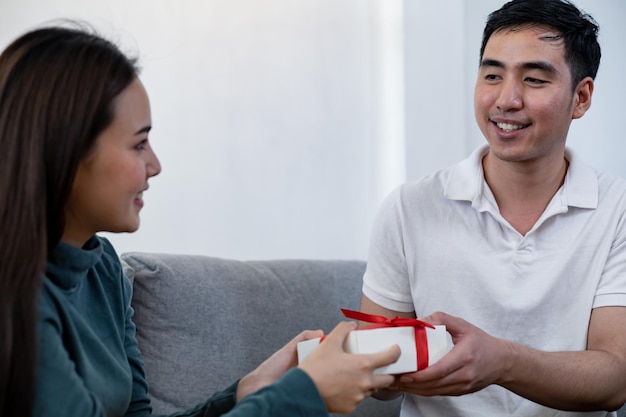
[147,148,161,178]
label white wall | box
[1,1,624,260]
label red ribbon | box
[340,308,434,371]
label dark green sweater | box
[34,236,327,417]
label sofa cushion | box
[122,252,401,417]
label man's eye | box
[525,77,547,85]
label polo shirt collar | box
[444,145,598,210]
[563,148,598,209]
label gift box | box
[297,309,453,375]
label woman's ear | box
[572,76,594,120]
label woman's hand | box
[236,328,324,401]
[237,321,401,414]
[299,321,401,414]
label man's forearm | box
[501,342,626,411]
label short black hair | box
[480,0,601,89]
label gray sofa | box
[121,252,402,417]
[122,252,626,417]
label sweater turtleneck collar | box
[46,236,104,291]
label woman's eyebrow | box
[134,125,152,136]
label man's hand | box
[395,311,510,396]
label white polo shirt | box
[363,145,626,417]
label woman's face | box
[62,78,161,247]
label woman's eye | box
[135,139,148,150]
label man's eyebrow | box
[479,58,558,74]
[520,61,558,74]
[480,58,504,69]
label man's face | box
[474,25,591,165]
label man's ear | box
[572,76,594,120]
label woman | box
[0,24,400,416]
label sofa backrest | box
[122,252,401,417]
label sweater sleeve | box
[219,369,328,417]
[150,369,327,417]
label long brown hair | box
[0,23,138,415]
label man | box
[360,0,626,416]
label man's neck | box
[482,151,568,235]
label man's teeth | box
[497,122,525,132]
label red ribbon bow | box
[340,308,435,371]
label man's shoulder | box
[597,171,626,206]
[393,168,452,202]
